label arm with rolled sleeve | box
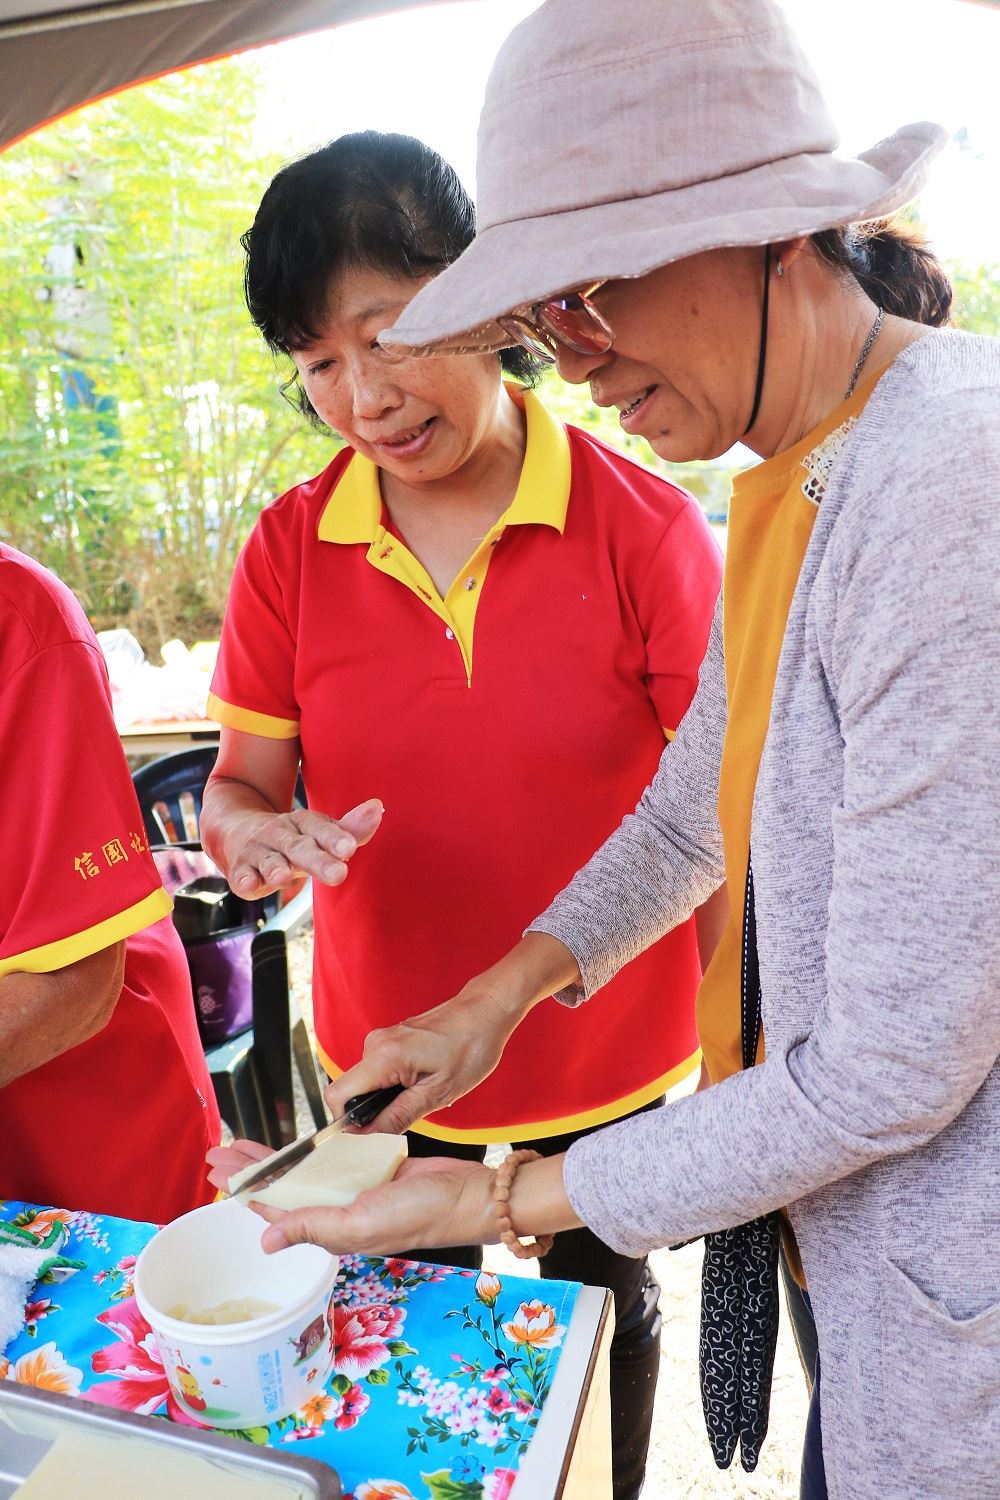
[560,388,1000,1256]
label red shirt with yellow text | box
[0,544,220,1219]
[210,391,721,1141]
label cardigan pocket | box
[882,1255,1000,1495]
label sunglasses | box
[498,281,613,363]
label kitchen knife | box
[228,1084,406,1201]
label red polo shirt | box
[209,390,721,1142]
[0,544,220,1219]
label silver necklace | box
[844,308,884,399]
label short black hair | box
[241,130,539,386]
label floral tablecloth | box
[0,1202,580,1500]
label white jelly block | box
[235,1132,408,1211]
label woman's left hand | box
[247,1157,495,1257]
[206,1138,273,1194]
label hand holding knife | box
[227,1084,406,1201]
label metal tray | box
[0,1383,342,1497]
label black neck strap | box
[741,859,763,1071]
[743,244,772,437]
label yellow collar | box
[317,386,571,543]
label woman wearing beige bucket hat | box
[217,2,1000,1496]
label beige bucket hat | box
[381,0,946,355]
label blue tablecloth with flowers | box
[0,1202,580,1500]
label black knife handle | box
[343,1083,407,1129]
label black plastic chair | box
[132,745,220,847]
[132,748,326,1147]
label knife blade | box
[228,1084,406,1201]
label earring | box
[776,258,784,279]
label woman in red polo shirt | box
[201,131,721,1500]
[0,543,220,1223]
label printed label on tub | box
[157,1285,336,1427]
[257,1348,285,1415]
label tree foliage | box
[0,58,325,646]
[950,261,1000,336]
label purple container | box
[154,850,268,1046]
[184,924,256,1044]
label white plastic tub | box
[133,1198,338,1428]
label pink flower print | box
[486,1384,512,1415]
[23,1299,55,1334]
[335,1382,371,1430]
[463,1388,487,1421]
[342,1270,393,1307]
[483,1469,517,1500]
[110,1254,137,1299]
[444,1394,478,1436]
[382,1257,415,1278]
[426,1379,459,1419]
[474,1418,504,1448]
[86,1297,205,1426]
[413,1262,447,1281]
[332,1303,403,1381]
[355,1303,405,1340]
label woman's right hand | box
[323,986,518,1134]
[324,933,583,1134]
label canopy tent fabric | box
[0,0,443,151]
[1,0,994,155]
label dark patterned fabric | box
[700,1213,780,1469]
[697,863,781,1471]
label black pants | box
[779,1258,826,1497]
[780,1248,819,1390]
[403,1099,664,1500]
[799,1355,828,1499]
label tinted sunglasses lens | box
[497,315,557,363]
[538,295,612,356]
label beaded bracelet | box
[493,1149,554,1260]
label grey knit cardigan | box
[530,331,1000,1499]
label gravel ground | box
[285,925,807,1498]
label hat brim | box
[380,122,947,355]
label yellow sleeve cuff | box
[206,692,300,740]
[0,888,173,978]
